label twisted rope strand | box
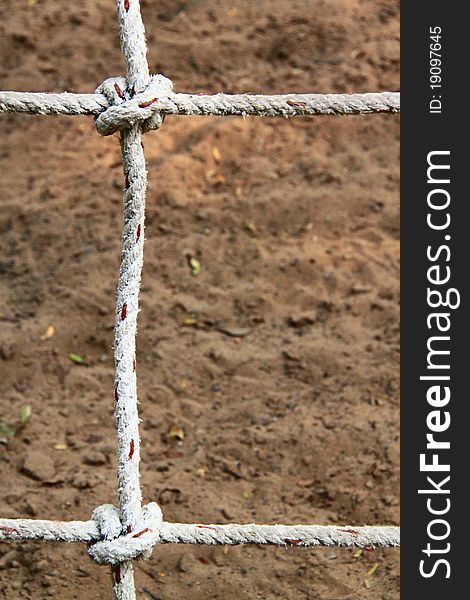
[0,91,108,115]
[111,1,152,598]
[1,516,400,553]
[0,89,400,126]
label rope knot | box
[88,503,163,565]
[95,75,173,136]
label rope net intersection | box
[0,1,400,598]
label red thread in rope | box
[131,528,150,538]
[286,100,306,107]
[138,98,158,108]
[114,83,125,100]
[0,526,17,534]
[285,539,302,546]
[113,564,121,584]
[338,528,358,535]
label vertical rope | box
[113,1,150,598]
[116,0,150,94]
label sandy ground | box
[0,1,399,598]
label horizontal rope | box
[1,515,400,559]
[0,88,400,131]
[162,522,400,549]
[0,91,109,116]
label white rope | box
[1,518,97,543]
[0,88,400,133]
[151,90,400,117]
[1,514,399,559]
[160,523,400,549]
[111,1,152,598]
[0,90,108,115]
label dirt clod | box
[21,451,55,482]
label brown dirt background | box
[0,0,399,598]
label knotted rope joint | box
[95,74,173,135]
[89,502,163,565]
